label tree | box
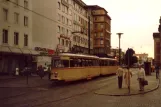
[124,48,138,66]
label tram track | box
[2,69,138,107]
[2,75,117,107]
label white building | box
[0,0,36,75]
[56,0,73,53]
[71,0,93,54]
[32,0,57,66]
[0,0,95,74]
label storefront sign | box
[35,47,54,55]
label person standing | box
[47,65,51,80]
[124,67,132,88]
[38,65,45,79]
[137,65,146,91]
[155,64,160,79]
[116,66,124,89]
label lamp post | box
[117,33,123,65]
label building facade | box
[0,0,37,75]
[56,0,73,53]
[134,53,148,65]
[71,0,93,54]
[153,16,161,66]
[153,32,160,65]
[86,5,111,56]
[32,0,57,66]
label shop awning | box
[0,46,11,53]
[10,47,22,54]
[21,49,31,54]
[30,50,39,55]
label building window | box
[14,32,19,45]
[100,33,103,36]
[24,0,28,9]
[58,26,60,33]
[24,16,28,26]
[67,29,68,35]
[101,24,104,29]
[14,12,19,24]
[66,18,68,25]
[2,29,8,43]
[62,16,65,23]
[62,39,64,46]
[58,14,60,21]
[58,2,61,9]
[15,0,18,6]
[100,39,104,45]
[66,40,68,47]
[3,8,8,21]
[62,5,65,12]
[94,33,97,37]
[24,34,28,46]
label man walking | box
[116,66,124,89]
[137,65,146,91]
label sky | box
[83,0,161,58]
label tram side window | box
[62,60,69,68]
[52,60,63,68]
[109,61,116,66]
[70,59,82,67]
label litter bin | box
[144,62,151,75]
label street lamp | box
[117,33,123,65]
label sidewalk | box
[0,75,51,88]
[95,72,160,96]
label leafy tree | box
[124,48,138,66]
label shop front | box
[0,46,39,75]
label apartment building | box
[153,16,161,66]
[0,0,35,75]
[86,5,111,56]
[32,0,57,66]
[71,0,93,54]
[56,0,73,53]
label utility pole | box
[88,16,90,54]
[128,48,130,94]
[117,33,123,65]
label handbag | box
[143,80,148,85]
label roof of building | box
[85,5,111,20]
[153,32,160,38]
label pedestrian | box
[155,64,160,79]
[47,65,51,80]
[151,65,155,72]
[116,66,124,89]
[38,65,45,79]
[137,65,146,91]
[124,67,132,88]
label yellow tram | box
[50,53,118,82]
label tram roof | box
[58,53,99,59]
[99,57,117,61]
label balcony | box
[93,28,104,32]
[61,0,69,7]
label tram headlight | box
[54,72,58,77]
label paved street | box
[0,69,160,107]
